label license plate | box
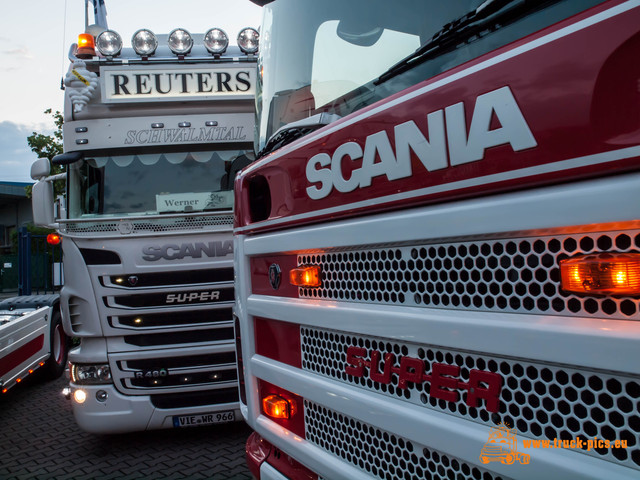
[172,411,235,428]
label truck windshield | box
[67,148,253,218]
[256,0,604,153]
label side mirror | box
[32,180,56,227]
[30,158,51,181]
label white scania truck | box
[31,0,258,433]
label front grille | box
[61,213,233,236]
[124,351,236,370]
[301,327,640,470]
[113,308,233,329]
[299,230,640,321]
[105,268,233,289]
[129,368,237,388]
[151,388,239,409]
[305,401,510,480]
[110,287,234,308]
[114,348,237,394]
[124,327,234,347]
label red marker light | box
[560,253,640,295]
[47,233,61,245]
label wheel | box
[44,309,68,379]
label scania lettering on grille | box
[142,240,233,261]
[166,291,220,304]
[345,346,502,413]
[306,86,537,200]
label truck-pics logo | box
[142,241,233,261]
[480,423,530,466]
[306,86,537,200]
[345,346,502,412]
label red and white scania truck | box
[30,0,258,433]
[234,0,640,478]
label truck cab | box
[32,1,259,433]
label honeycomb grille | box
[61,214,233,236]
[305,401,511,480]
[299,231,640,321]
[301,327,640,470]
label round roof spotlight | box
[132,29,158,57]
[168,28,193,55]
[96,30,123,57]
[204,28,229,55]
[237,27,259,54]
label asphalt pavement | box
[0,374,253,480]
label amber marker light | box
[560,253,640,295]
[289,265,321,287]
[262,394,296,419]
[47,233,61,245]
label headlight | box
[237,27,259,54]
[204,28,229,55]
[132,29,158,56]
[96,30,123,57]
[70,363,112,385]
[168,28,193,55]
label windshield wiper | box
[375,0,559,85]
[258,112,341,159]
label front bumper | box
[68,383,240,434]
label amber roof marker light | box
[560,252,640,296]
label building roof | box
[0,181,32,198]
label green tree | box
[25,108,65,197]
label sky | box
[0,0,263,183]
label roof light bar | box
[237,27,259,54]
[132,29,158,57]
[204,28,229,55]
[168,28,193,55]
[96,30,123,58]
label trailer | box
[0,295,67,394]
